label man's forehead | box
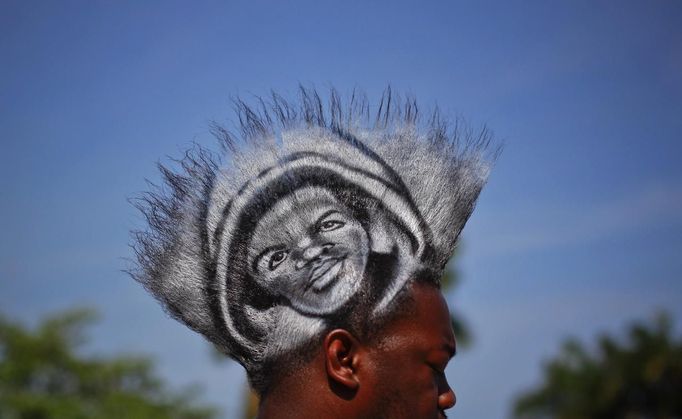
[375,283,455,350]
[413,283,456,345]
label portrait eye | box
[319,220,345,232]
[268,249,289,270]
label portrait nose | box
[295,243,334,269]
[438,387,456,411]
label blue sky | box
[2,1,681,417]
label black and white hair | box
[130,88,495,392]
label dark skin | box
[257,282,457,419]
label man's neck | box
[256,368,341,419]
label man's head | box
[257,280,456,419]
[130,88,493,409]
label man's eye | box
[268,250,289,270]
[319,220,345,232]
[429,363,446,375]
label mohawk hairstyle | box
[129,87,495,392]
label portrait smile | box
[306,255,345,292]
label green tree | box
[0,308,218,419]
[513,312,682,419]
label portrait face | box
[363,282,457,419]
[248,189,370,315]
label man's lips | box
[307,258,344,291]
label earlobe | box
[324,329,361,391]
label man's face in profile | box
[362,283,457,419]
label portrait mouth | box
[307,258,344,292]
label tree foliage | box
[0,308,218,419]
[513,312,682,419]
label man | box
[255,280,457,419]
[130,89,493,418]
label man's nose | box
[438,387,456,411]
[295,243,334,269]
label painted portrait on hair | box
[130,89,493,386]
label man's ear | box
[323,329,362,391]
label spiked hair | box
[130,88,495,392]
